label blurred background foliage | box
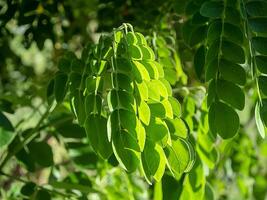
[0,0,267,199]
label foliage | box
[1,0,267,199]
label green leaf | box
[0,112,14,148]
[85,94,102,115]
[165,118,188,138]
[158,47,170,58]
[138,101,151,125]
[71,90,86,125]
[148,101,166,118]
[46,79,55,104]
[135,32,147,45]
[147,80,168,100]
[258,75,267,96]
[207,80,216,107]
[116,57,132,74]
[121,129,141,152]
[28,141,54,167]
[69,72,82,92]
[54,73,68,103]
[165,138,194,178]
[256,56,267,74]
[141,61,159,79]
[194,45,206,80]
[205,59,218,82]
[225,7,241,25]
[252,37,267,55]
[207,21,244,45]
[161,99,173,119]
[126,32,138,44]
[119,109,137,133]
[260,99,267,126]
[200,1,224,18]
[20,182,36,196]
[168,97,181,117]
[131,61,150,82]
[107,89,135,112]
[58,56,71,73]
[141,141,166,183]
[71,59,84,74]
[154,61,165,78]
[112,73,133,92]
[189,25,208,46]
[209,101,240,139]
[246,1,267,17]
[255,101,266,138]
[140,45,155,60]
[216,79,245,110]
[221,40,245,64]
[112,130,140,172]
[86,76,102,93]
[219,59,246,86]
[85,115,112,159]
[146,117,170,147]
[128,44,143,60]
[248,17,267,33]
[135,119,146,151]
[160,79,172,96]
[204,182,215,200]
[36,189,51,200]
[57,123,86,138]
[136,81,149,101]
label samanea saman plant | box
[49,24,195,182]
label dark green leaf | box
[112,129,140,172]
[112,73,133,92]
[207,21,244,45]
[54,73,68,103]
[221,40,245,64]
[219,59,246,86]
[260,99,267,126]
[194,45,206,80]
[209,101,240,139]
[0,99,14,114]
[205,59,218,82]
[252,37,267,55]
[57,123,86,138]
[28,141,54,167]
[21,182,36,196]
[0,112,14,148]
[249,17,267,33]
[141,140,165,183]
[85,115,112,159]
[256,56,267,74]
[146,117,170,147]
[58,56,71,73]
[216,79,245,110]
[258,75,267,96]
[36,189,51,200]
[128,44,143,60]
[200,1,224,18]
[116,57,132,74]
[107,89,135,112]
[85,94,102,115]
[246,1,267,17]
